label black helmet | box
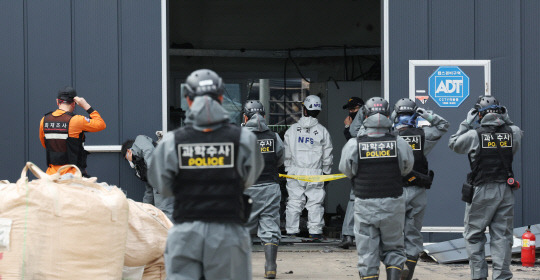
[364,97,390,117]
[183,69,224,99]
[57,86,77,102]
[244,100,265,119]
[394,98,417,115]
[475,95,501,115]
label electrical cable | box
[288,49,310,84]
[350,56,355,81]
[246,80,255,100]
[223,85,243,113]
[283,58,288,126]
[327,76,340,90]
[344,46,348,81]
[208,56,244,113]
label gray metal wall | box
[0,0,162,201]
[389,0,539,226]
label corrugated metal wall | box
[0,0,162,201]
[389,0,539,226]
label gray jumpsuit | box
[148,96,264,280]
[340,113,414,277]
[449,112,521,280]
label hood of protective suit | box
[359,113,393,136]
[296,116,319,128]
[244,113,269,132]
[480,113,506,127]
[185,95,230,130]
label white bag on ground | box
[123,265,145,280]
[125,199,172,279]
[143,256,167,280]
[0,162,129,280]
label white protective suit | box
[284,116,333,235]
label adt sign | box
[428,66,470,107]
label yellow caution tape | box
[279,173,347,182]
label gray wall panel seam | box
[71,0,75,87]
[24,0,29,163]
[117,0,123,187]
[427,0,431,60]
[519,0,523,224]
[520,0,525,225]
[473,0,476,59]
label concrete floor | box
[251,243,540,280]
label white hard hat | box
[303,95,322,111]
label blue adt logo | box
[428,66,469,108]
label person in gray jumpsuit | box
[391,98,449,280]
[242,100,284,279]
[449,96,522,280]
[121,135,175,221]
[339,96,364,249]
[339,97,414,280]
[147,69,264,280]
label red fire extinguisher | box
[521,225,536,267]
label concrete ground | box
[251,243,540,280]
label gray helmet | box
[244,100,265,119]
[394,98,417,115]
[475,95,501,115]
[364,97,390,117]
[183,69,224,99]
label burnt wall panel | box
[26,0,72,173]
[73,0,120,182]
[0,1,25,181]
[389,0,428,102]
[520,0,540,225]
[119,0,162,200]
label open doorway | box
[167,0,382,127]
[166,1,382,233]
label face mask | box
[349,111,358,120]
[128,160,135,169]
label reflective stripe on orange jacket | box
[40,108,106,175]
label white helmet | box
[303,95,322,111]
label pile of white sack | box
[0,162,172,280]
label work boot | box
[359,273,378,280]
[401,256,417,280]
[338,235,354,249]
[386,266,402,280]
[264,243,278,279]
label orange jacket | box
[40,108,106,175]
